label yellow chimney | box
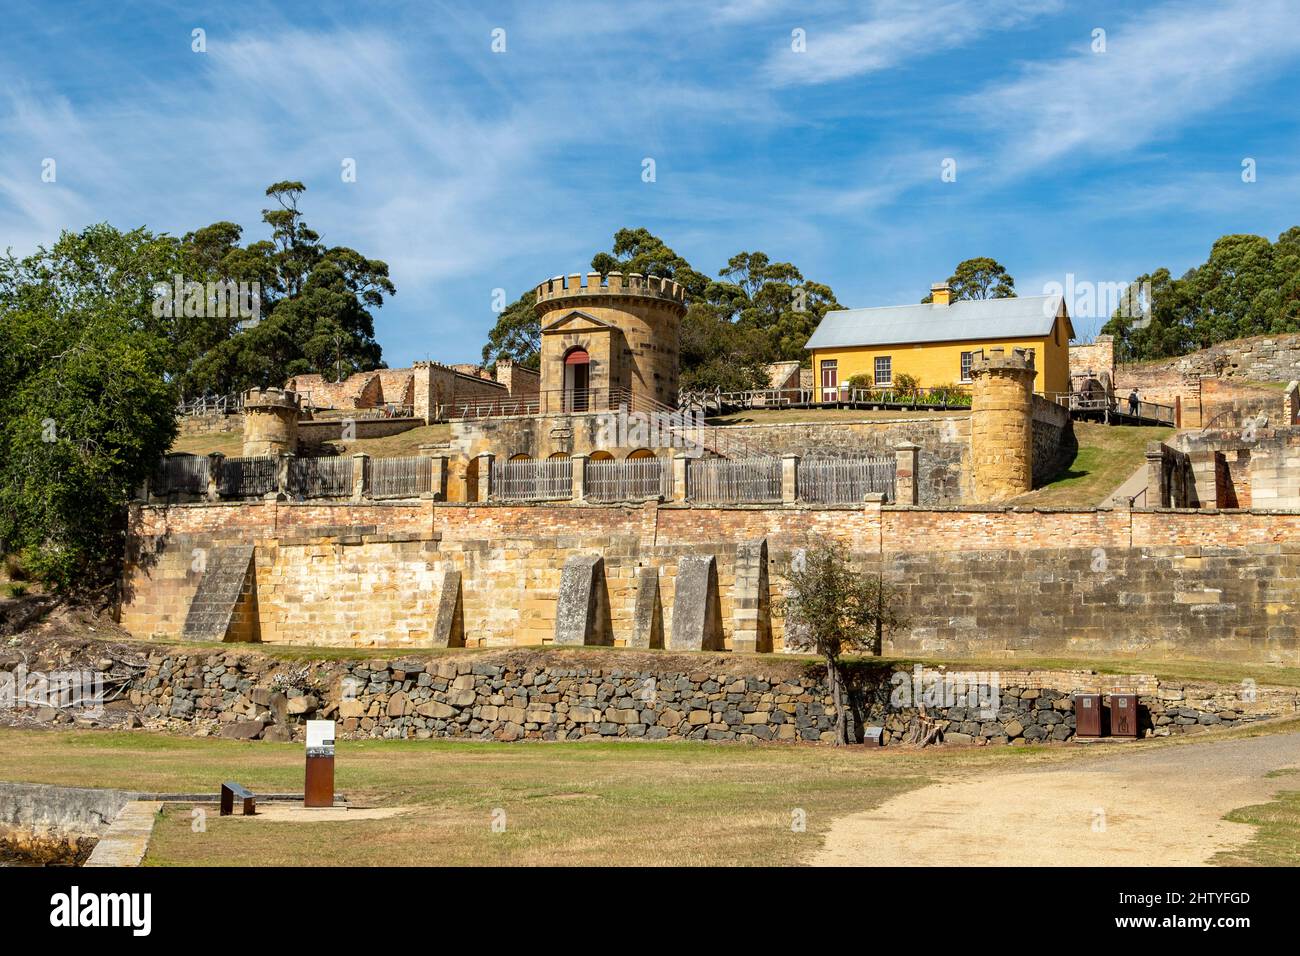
[931,282,951,306]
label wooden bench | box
[219,781,256,816]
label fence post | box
[476,453,495,502]
[351,453,369,502]
[277,452,294,499]
[893,442,919,505]
[418,444,446,500]
[672,453,689,502]
[1145,442,1166,508]
[431,455,448,500]
[781,453,799,504]
[571,453,588,502]
[206,453,225,502]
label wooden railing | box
[679,385,972,414]
[1043,392,1176,426]
[152,455,210,495]
[176,393,244,417]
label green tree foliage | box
[0,225,180,590]
[1101,229,1300,362]
[921,257,1016,302]
[481,229,841,393]
[708,251,840,372]
[591,227,708,296]
[778,540,903,746]
[174,182,393,397]
[480,290,539,370]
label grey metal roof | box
[805,293,1069,350]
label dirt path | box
[813,730,1300,866]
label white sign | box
[306,719,335,755]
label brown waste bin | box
[1109,693,1139,738]
[1074,693,1103,737]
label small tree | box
[892,372,921,399]
[779,541,903,745]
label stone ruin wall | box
[1116,334,1300,428]
[1068,335,1114,380]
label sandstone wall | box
[285,373,383,410]
[1162,333,1300,382]
[296,417,423,446]
[672,416,971,504]
[1173,427,1300,510]
[177,413,240,437]
[1198,378,1288,429]
[1031,394,1076,486]
[1068,335,1114,379]
[123,501,1300,663]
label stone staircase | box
[181,545,256,641]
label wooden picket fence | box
[153,455,209,495]
[219,456,277,498]
[289,456,353,498]
[493,457,573,501]
[798,456,895,504]
[368,455,433,499]
[686,457,782,504]
[586,457,672,502]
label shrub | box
[892,372,921,398]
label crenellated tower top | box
[533,271,688,312]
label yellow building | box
[804,282,1074,399]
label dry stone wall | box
[52,646,1293,746]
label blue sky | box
[3,0,1299,366]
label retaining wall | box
[122,500,1300,663]
[101,648,1300,746]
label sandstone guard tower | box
[969,347,1035,501]
[242,387,300,457]
[534,272,688,414]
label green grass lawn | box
[1012,421,1174,507]
[1212,770,1300,866]
[0,726,1071,867]
[4,718,1296,866]
[168,422,450,458]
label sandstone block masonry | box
[38,645,1292,746]
[969,348,1036,501]
[122,499,1300,664]
[241,387,300,457]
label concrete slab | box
[84,800,161,867]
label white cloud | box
[764,0,1062,86]
[964,0,1300,172]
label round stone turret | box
[969,347,1036,502]
[242,387,301,457]
[534,271,688,412]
